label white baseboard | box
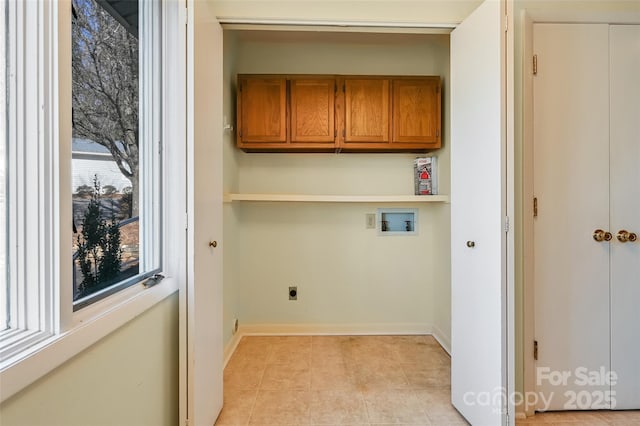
[239,322,432,336]
[223,322,452,367]
[431,324,451,355]
[223,330,243,368]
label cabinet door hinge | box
[534,340,538,361]
[334,129,337,138]
[533,197,538,217]
[504,216,510,233]
[533,54,538,75]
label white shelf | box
[223,193,450,203]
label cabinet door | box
[238,77,287,145]
[343,78,390,144]
[290,78,335,145]
[392,78,441,147]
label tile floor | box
[216,335,466,425]
[216,335,640,426]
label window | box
[71,0,161,309]
[1,0,171,374]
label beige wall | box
[0,294,179,426]
[223,31,452,345]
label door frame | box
[521,8,640,418]
[183,2,517,424]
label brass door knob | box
[208,241,217,248]
[593,229,612,242]
[616,230,637,243]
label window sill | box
[0,277,179,403]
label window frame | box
[0,0,186,403]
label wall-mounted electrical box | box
[377,208,418,236]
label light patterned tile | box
[215,389,258,426]
[402,364,451,389]
[352,363,411,391]
[362,389,430,424]
[415,388,469,425]
[249,390,311,425]
[308,390,368,424]
[224,365,266,390]
[260,363,311,390]
[394,343,450,366]
[267,340,313,365]
[311,362,357,391]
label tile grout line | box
[244,342,272,426]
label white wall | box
[223,31,452,345]
[0,295,179,426]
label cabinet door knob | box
[466,241,475,248]
[209,241,217,248]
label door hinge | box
[504,216,510,233]
[533,54,538,75]
[534,340,538,361]
[185,213,189,231]
[185,418,190,426]
[533,197,538,217]
[505,16,508,33]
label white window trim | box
[0,0,186,403]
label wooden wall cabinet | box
[343,78,390,145]
[290,78,336,149]
[392,78,441,147]
[237,77,287,147]
[237,74,441,152]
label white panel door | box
[186,3,224,425]
[534,23,640,411]
[533,23,611,411]
[609,24,640,410]
[450,1,508,424]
